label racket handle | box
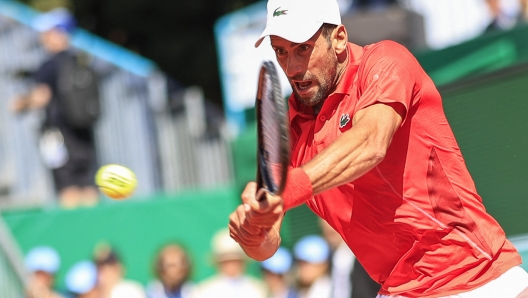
[256,187,269,202]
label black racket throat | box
[256,61,290,198]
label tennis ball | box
[95,164,137,200]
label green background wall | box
[440,64,528,236]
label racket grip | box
[256,188,269,202]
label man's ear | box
[333,25,348,55]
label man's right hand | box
[228,182,284,261]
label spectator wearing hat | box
[93,243,146,298]
[518,0,528,24]
[146,242,195,298]
[293,235,332,298]
[65,261,99,298]
[191,228,266,298]
[484,0,518,33]
[261,247,299,298]
[24,246,65,298]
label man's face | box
[39,29,69,53]
[159,248,189,287]
[271,27,339,109]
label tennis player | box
[228,0,528,297]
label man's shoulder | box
[359,40,418,70]
[363,40,411,58]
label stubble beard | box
[291,60,338,109]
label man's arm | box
[10,84,51,113]
[303,102,404,195]
[229,102,404,259]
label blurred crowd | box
[23,225,380,298]
[484,0,528,33]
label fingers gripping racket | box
[256,61,290,200]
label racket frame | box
[256,61,290,196]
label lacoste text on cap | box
[255,0,342,47]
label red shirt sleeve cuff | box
[282,168,313,211]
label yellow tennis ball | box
[95,164,137,200]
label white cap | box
[261,247,292,274]
[212,228,246,262]
[293,235,330,263]
[25,246,61,274]
[33,8,76,34]
[65,261,97,294]
[255,0,342,47]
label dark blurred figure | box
[484,0,518,33]
[93,243,146,298]
[352,0,398,10]
[65,260,99,298]
[146,243,195,298]
[260,247,299,298]
[24,246,65,298]
[338,0,399,14]
[10,8,100,209]
[319,219,379,298]
[518,0,528,24]
[293,235,332,298]
[191,228,266,298]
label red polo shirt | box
[287,41,521,297]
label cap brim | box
[255,21,324,48]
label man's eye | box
[275,48,286,55]
[299,45,310,52]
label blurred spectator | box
[348,0,398,12]
[93,243,146,298]
[293,235,332,298]
[24,246,65,298]
[319,219,353,298]
[484,0,517,33]
[350,258,380,298]
[146,242,195,298]
[191,228,266,298]
[260,247,299,298]
[518,0,528,24]
[319,219,379,298]
[65,260,99,298]
[10,7,100,209]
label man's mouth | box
[295,81,313,91]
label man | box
[65,260,99,298]
[146,243,194,298]
[292,235,332,298]
[11,8,99,209]
[24,246,65,298]
[319,219,379,298]
[260,246,299,298]
[484,0,517,33]
[190,228,266,298]
[93,244,146,298]
[228,0,528,297]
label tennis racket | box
[255,61,290,200]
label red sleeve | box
[356,41,422,125]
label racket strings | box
[260,74,285,192]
